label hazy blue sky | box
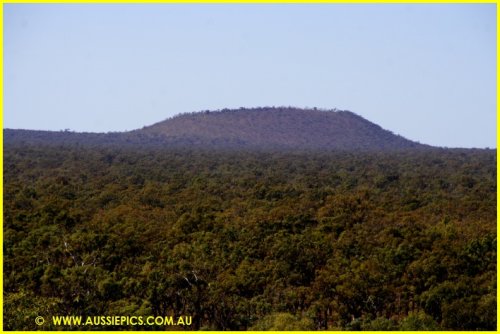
[4,4,496,148]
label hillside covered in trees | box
[138,107,425,150]
[5,107,425,150]
[3,108,496,330]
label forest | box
[3,141,497,330]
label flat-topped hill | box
[5,107,426,150]
[137,107,424,150]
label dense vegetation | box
[4,140,496,330]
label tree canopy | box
[4,142,496,330]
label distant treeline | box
[170,106,338,118]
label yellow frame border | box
[1,1,499,3]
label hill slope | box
[5,107,426,150]
[138,107,423,150]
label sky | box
[4,4,497,148]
